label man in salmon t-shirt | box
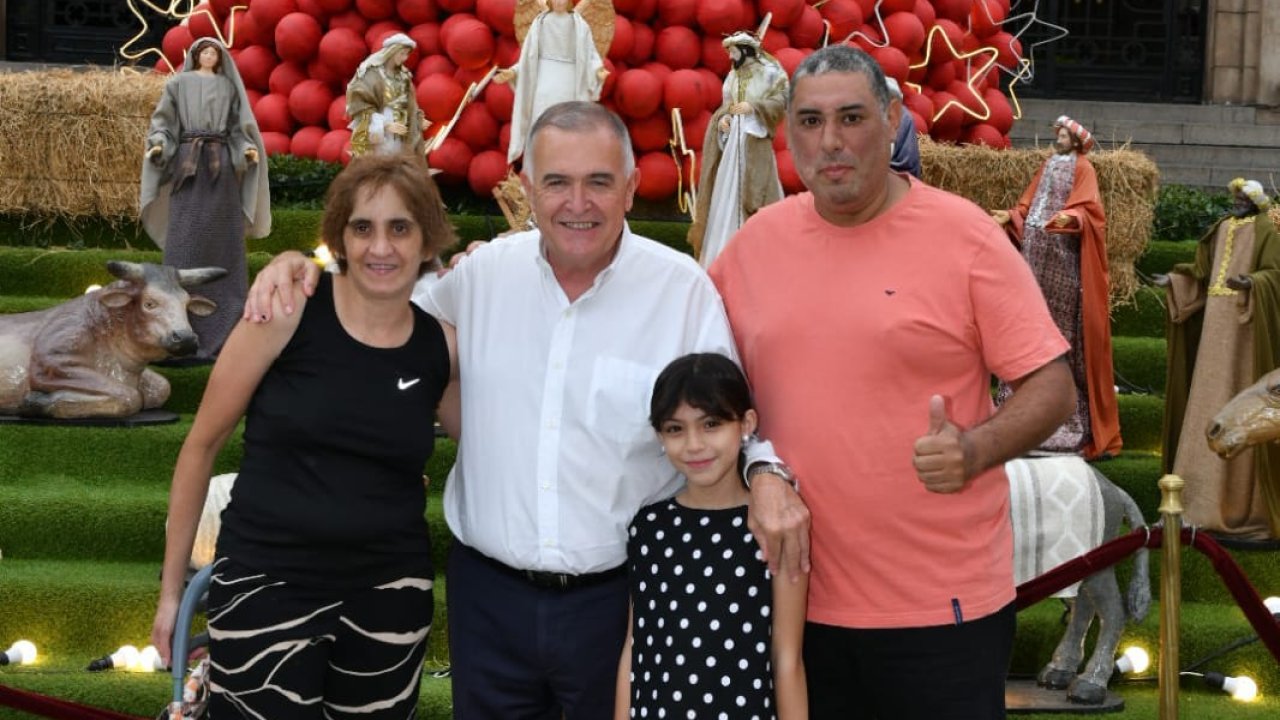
[710,45,1075,719]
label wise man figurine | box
[1157,178,1280,541]
[991,115,1121,461]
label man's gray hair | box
[523,101,637,179]
[789,45,892,119]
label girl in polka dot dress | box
[614,353,808,720]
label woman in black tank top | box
[152,155,459,719]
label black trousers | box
[446,544,629,720]
[804,601,1016,720]
[206,557,433,719]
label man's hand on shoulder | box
[243,250,321,322]
[747,473,810,583]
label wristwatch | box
[744,461,798,491]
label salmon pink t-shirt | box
[711,180,1069,628]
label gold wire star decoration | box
[904,24,999,124]
[120,0,247,74]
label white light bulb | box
[1223,675,1258,702]
[138,645,164,673]
[2,640,37,665]
[111,644,140,670]
[1264,596,1280,616]
[84,284,102,295]
[1115,645,1149,674]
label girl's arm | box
[771,570,809,720]
[614,602,634,720]
[150,288,306,667]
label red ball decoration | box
[440,12,479,45]
[654,26,699,70]
[455,65,490,86]
[261,131,292,156]
[317,0,353,12]
[452,102,499,151]
[628,23,654,65]
[909,109,929,135]
[773,119,787,150]
[428,137,473,182]
[787,6,824,49]
[307,56,343,86]
[982,87,1013,134]
[288,79,335,126]
[963,122,1004,148]
[296,0,325,18]
[254,93,295,134]
[775,148,804,194]
[601,58,620,98]
[641,61,672,86]
[821,0,863,41]
[614,69,662,119]
[991,31,1022,70]
[935,0,974,24]
[187,3,220,39]
[695,0,740,37]
[210,0,238,17]
[759,0,805,29]
[657,0,696,27]
[408,23,442,57]
[438,0,476,11]
[328,95,350,130]
[609,16,634,62]
[738,0,757,28]
[484,80,514,122]
[632,0,657,22]
[235,45,277,92]
[364,20,404,54]
[245,88,263,108]
[761,28,789,55]
[682,110,710,150]
[398,0,438,25]
[476,0,515,37]
[695,68,722,112]
[317,129,352,164]
[318,28,368,85]
[269,61,309,96]
[418,54,457,77]
[635,151,677,201]
[498,121,511,154]
[880,0,914,13]
[970,0,1005,38]
[946,79,984,120]
[161,25,192,71]
[913,0,936,27]
[355,0,396,20]
[468,149,508,196]
[903,87,934,121]
[928,20,966,62]
[445,18,495,70]
[663,69,705,118]
[700,36,730,77]
[275,12,323,63]
[882,11,925,56]
[247,0,298,36]
[495,35,520,66]
[774,47,807,80]
[929,90,965,138]
[417,73,466,123]
[628,112,672,152]
[328,10,369,35]
[870,45,909,85]
[225,9,260,46]
[926,58,957,90]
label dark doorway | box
[5,0,166,65]
[1014,0,1207,103]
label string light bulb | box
[1203,671,1259,702]
[0,640,37,666]
[84,284,102,294]
[1114,645,1150,674]
[86,644,140,672]
[138,645,165,673]
[1264,596,1280,616]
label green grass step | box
[0,477,456,570]
[1138,240,1198,277]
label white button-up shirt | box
[414,226,767,574]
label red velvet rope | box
[1014,526,1280,665]
[0,684,147,719]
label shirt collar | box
[534,222,633,301]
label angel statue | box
[497,0,614,164]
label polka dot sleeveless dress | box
[626,499,776,719]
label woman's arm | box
[150,288,306,667]
[771,570,809,720]
[614,602,634,720]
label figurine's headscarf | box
[353,33,417,80]
[1053,115,1095,154]
[723,30,762,51]
[1230,178,1271,211]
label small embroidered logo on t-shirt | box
[397,378,421,390]
[884,289,896,296]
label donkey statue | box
[1206,366,1280,458]
[1007,456,1151,704]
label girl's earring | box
[741,434,750,447]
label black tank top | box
[217,273,449,589]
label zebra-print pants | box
[206,557,433,719]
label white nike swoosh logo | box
[397,378,421,390]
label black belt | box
[460,544,626,591]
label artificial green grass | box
[1138,239,1199,277]
[1111,285,1167,338]
[1114,336,1167,397]
[1117,393,1165,454]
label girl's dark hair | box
[649,353,753,431]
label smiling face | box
[658,402,757,495]
[339,183,427,301]
[522,124,637,281]
[786,70,901,227]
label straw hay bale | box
[0,69,164,220]
[921,137,1158,308]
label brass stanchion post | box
[1158,474,1185,720]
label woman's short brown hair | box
[321,154,457,276]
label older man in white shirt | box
[245,101,808,720]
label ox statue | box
[0,261,225,419]
[1007,456,1151,704]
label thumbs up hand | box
[912,395,974,493]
